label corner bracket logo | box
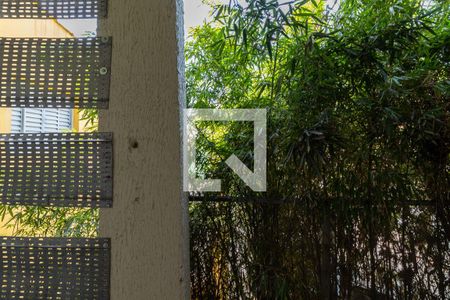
[183,109,267,192]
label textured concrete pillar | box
[98,0,189,299]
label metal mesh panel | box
[0,133,113,207]
[0,37,111,108]
[0,0,108,18]
[0,237,110,300]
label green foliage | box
[80,109,99,133]
[188,0,449,298]
[0,206,98,237]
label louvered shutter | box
[23,108,44,132]
[43,109,72,132]
[10,108,22,133]
[42,109,57,131]
[0,1,112,298]
[10,108,73,132]
[54,109,73,131]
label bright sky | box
[59,1,338,37]
[185,0,212,30]
[58,1,212,37]
[58,19,97,37]
[184,0,339,32]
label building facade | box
[0,19,85,135]
[0,19,84,235]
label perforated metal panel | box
[0,133,113,207]
[0,37,112,108]
[0,0,108,18]
[0,237,110,300]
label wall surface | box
[0,108,11,133]
[0,19,72,37]
[99,0,189,299]
[0,20,73,134]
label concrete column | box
[98,0,189,299]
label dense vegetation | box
[187,0,449,298]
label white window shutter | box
[11,108,72,133]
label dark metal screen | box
[0,0,108,18]
[0,132,113,207]
[0,237,110,299]
[0,1,113,297]
[0,37,112,108]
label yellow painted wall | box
[73,109,88,132]
[0,225,12,236]
[0,19,72,38]
[0,19,90,134]
[0,108,11,133]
